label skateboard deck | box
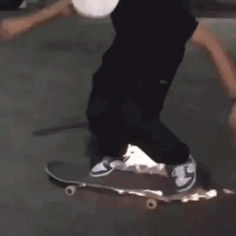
[45,161,235,210]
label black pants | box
[86,70,190,167]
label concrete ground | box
[0,10,236,236]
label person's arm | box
[0,0,76,40]
[24,0,76,27]
[191,24,236,100]
[191,24,236,136]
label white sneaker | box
[171,155,197,192]
[117,144,167,175]
[122,144,159,167]
[90,156,123,177]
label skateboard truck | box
[65,184,159,210]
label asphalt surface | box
[0,10,236,236]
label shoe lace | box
[122,144,135,161]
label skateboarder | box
[1,0,236,193]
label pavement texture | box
[0,10,236,236]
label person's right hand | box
[0,18,32,40]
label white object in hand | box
[71,0,119,19]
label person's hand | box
[228,101,236,137]
[0,18,32,40]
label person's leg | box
[119,97,190,165]
[118,77,198,191]
[115,73,190,164]
[131,118,190,165]
[118,99,197,192]
[86,88,130,168]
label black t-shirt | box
[93,0,198,92]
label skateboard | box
[45,161,235,210]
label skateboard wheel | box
[65,185,77,196]
[146,198,157,210]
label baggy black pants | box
[86,69,190,167]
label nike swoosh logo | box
[175,177,192,187]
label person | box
[1,0,236,193]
